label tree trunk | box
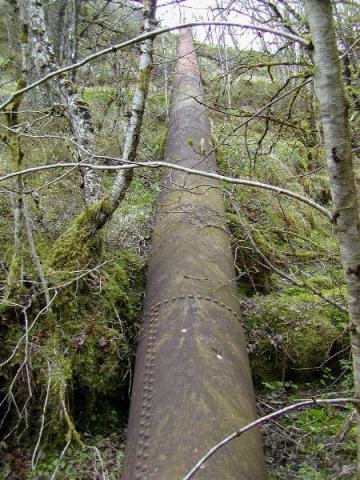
[45,0,80,68]
[28,0,102,205]
[121,28,267,480]
[305,1,360,476]
[110,0,157,209]
[45,0,157,271]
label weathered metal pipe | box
[122,29,267,480]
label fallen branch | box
[0,160,332,219]
[182,397,357,480]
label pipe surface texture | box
[122,29,267,480]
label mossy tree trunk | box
[305,1,360,476]
[3,0,28,300]
[3,94,25,300]
[37,0,157,274]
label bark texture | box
[45,0,79,67]
[28,0,102,205]
[305,1,360,475]
[122,28,267,480]
[111,0,157,208]
[39,0,157,272]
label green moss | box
[45,196,113,278]
[244,287,347,382]
[1,222,144,445]
[138,65,152,93]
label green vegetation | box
[0,2,359,478]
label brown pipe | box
[122,28,267,480]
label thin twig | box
[31,360,51,469]
[182,398,357,480]
[0,21,310,111]
[0,160,332,219]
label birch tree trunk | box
[305,1,360,476]
[3,0,29,300]
[5,0,49,305]
[45,0,80,68]
[43,0,157,272]
[28,0,102,205]
[28,0,156,213]
[110,0,157,208]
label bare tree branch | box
[0,21,310,112]
[182,397,357,480]
[0,160,332,219]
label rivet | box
[205,296,211,301]
[213,299,219,304]
[135,473,141,480]
[140,419,145,426]
[145,422,151,428]
[179,295,185,299]
[139,430,145,436]
[145,412,151,419]
[197,295,202,299]
[156,303,161,307]
[144,441,150,449]
[164,299,168,304]
[146,404,152,410]
[172,297,176,301]
[144,431,151,439]
[142,465,148,472]
[138,439,144,446]
[188,294,194,298]
[143,452,149,459]
[136,462,142,469]
[227,306,232,312]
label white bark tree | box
[305,1,360,476]
[27,0,102,205]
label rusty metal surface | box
[121,28,267,480]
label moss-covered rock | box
[243,287,348,382]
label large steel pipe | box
[122,28,267,480]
